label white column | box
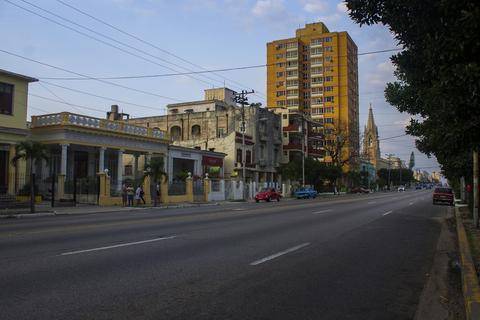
[60,143,68,175]
[98,147,106,173]
[117,149,124,191]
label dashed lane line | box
[312,209,333,215]
[383,210,393,216]
[250,242,311,266]
[59,235,177,256]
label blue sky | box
[0,0,440,173]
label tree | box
[408,152,415,170]
[11,141,50,213]
[346,0,480,182]
[144,157,167,207]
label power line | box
[0,48,182,102]
[37,48,401,81]
[6,0,216,88]
[378,134,408,141]
[54,0,266,98]
[39,81,166,111]
[29,93,107,114]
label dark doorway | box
[0,150,8,194]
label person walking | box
[139,185,146,205]
[126,185,134,207]
[135,185,142,206]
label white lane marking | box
[250,242,310,266]
[409,202,414,205]
[383,210,393,216]
[60,236,177,256]
[233,208,247,211]
[367,201,377,204]
[312,209,332,214]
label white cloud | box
[302,1,328,13]
[252,0,286,17]
[336,2,348,14]
[317,13,342,24]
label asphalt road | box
[0,189,449,319]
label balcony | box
[31,112,168,140]
[308,148,325,157]
[286,94,299,99]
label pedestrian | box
[139,185,146,204]
[121,183,127,207]
[135,185,142,206]
[126,185,134,207]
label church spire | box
[366,103,376,131]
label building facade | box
[128,88,283,184]
[266,22,360,170]
[0,69,38,195]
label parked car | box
[415,184,422,190]
[255,188,281,202]
[294,187,318,199]
[350,187,370,194]
[432,187,454,206]
[397,186,405,192]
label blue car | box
[294,187,318,199]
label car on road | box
[415,184,422,190]
[294,187,318,199]
[432,187,454,206]
[397,186,405,192]
[350,187,370,194]
[255,188,281,202]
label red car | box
[255,188,281,202]
[433,187,454,206]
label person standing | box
[126,185,134,207]
[121,184,127,207]
[139,185,146,205]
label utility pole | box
[234,89,255,200]
[385,153,394,191]
[474,150,478,228]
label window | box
[324,46,333,52]
[276,62,285,67]
[286,70,298,77]
[276,43,285,50]
[311,77,323,84]
[311,47,323,55]
[325,118,334,124]
[0,82,14,115]
[324,76,334,82]
[286,79,298,87]
[286,99,299,107]
[286,89,298,96]
[324,56,333,63]
[191,125,201,138]
[286,51,298,59]
[324,107,334,113]
[311,38,323,46]
[246,150,252,164]
[324,96,334,102]
[276,81,284,87]
[276,53,285,59]
[311,97,323,105]
[286,61,298,68]
[277,101,286,107]
[324,66,334,72]
[282,114,288,119]
[311,58,323,65]
[217,128,225,137]
[260,144,265,160]
[170,126,182,141]
[276,71,284,78]
[324,37,332,42]
[236,148,242,163]
[311,67,323,75]
[276,91,285,97]
[283,132,287,137]
[324,86,334,92]
[311,87,323,94]
[286,42,298,49]
[124,165,133,176]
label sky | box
[0,0,440,174]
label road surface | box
[0,189,447,319]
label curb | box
[455,206,480,320]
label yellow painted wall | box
[0,73,31,130]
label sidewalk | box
[0,201,227,219]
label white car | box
[397,186,405,192]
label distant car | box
[433,187,454,206]
[415,185,422,190]
[397,186,405,192]
[350,187,370,194]
[294,187,318,199]
[255,188,281,202]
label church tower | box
[362,104,381,167]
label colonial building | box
[0,69,38,196]
[266,22,360,170]
[127,88,283,184]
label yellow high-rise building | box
[267,22,359,171]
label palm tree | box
[144,157,167,207]
[11,141,50,213]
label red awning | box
[202,156,223,167]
